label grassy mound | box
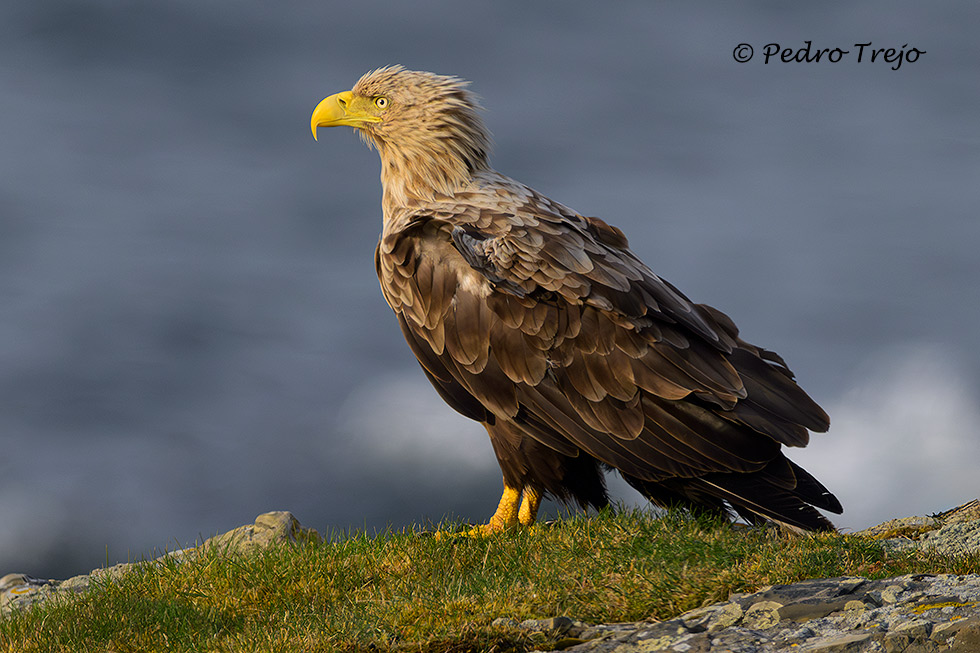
[2,508,978,652]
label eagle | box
[311,66,842,533]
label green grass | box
[2,508,978,652]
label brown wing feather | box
[376,192,838,528]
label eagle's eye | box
[374,96,389,109]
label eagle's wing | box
[376,187,832,502]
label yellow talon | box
[468,484,542,536]
[486,485,522,529]
[435,484,542,538]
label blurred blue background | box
[1,1,978,578]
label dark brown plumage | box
[312,66,842,532]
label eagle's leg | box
[518,486,541,526]
[464,483,540,536]
[478,484,521,533]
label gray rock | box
[777,596,853,622]
[797,632,876,652]
[0,511,319,616]
[706,602,743,632]
[942,618,980,652]
[553,571,980,651]
[742,601,782,629]
[916,520,980,557]
[204,510,321,553]
[932,617,979,644]
[519,616,576,635]
[863,500,980,559]
[858,516,940,540]
[936,499,980,524]
[0,574,55,613]
[883,618,932,652]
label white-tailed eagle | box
[311,66,842,533]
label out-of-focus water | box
[1,1,978,577]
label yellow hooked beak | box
[310,91,381,140]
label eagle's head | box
[311,66,492,202]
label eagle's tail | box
[623,456,842,532]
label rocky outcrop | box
[520,574,980,652]
[868,500,980,559]
[0,511,320,615]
